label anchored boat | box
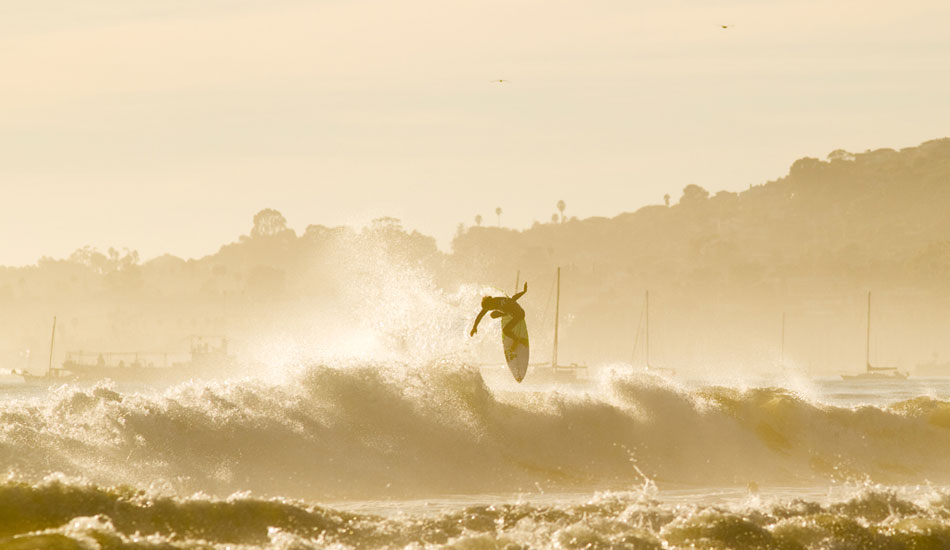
[525,267,590,384]
[479,267,590,386]
[631,290,675,376]
[17,334,238,385]
[13,316,78,385]
[841,292,908,380]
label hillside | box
[4,138,950,374]
[453,138,950,291]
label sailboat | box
[14,317,77,385]
[841,292,908,380]
[526,266,590,383]
[477,267,589,386]
[632,291,674,375]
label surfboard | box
[500,315,530,382]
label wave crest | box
[1,364,950,499]
[2,481,950,549]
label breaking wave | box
[2,480,950,549]
[1,363,950,500]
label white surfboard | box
[500,314,529,382]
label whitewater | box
[1,257,949,548]
[1,362,950,549]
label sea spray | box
[1,481,950,549]
[1,364,950,502]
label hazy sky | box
[3,0,950,266]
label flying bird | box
[490,79,510,83]
[720,24,733,29]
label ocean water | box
[1,364,950,549]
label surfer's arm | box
[512,282,527,301]
[470,309,488,336]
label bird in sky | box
[490,79,510,83]
[720,24,733,29]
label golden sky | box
[2,0,949,265]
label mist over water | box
[5,0,950,539]
[0,252,949,548]
[5,362,950,498]
[3,362,950,548]
[7,145,950,546]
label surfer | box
[470,282,528,342]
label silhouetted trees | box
[68,246,139,275]
[827,149,856,162]
[7,138,950,370]
[679,184,710,207]
[250,208,290,238]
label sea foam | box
[1,363,950,501]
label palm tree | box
[556,200,566,222]
[663,193,671,207]
[551,213,559,223]
[495,207,503,226]
[474,214,482,227]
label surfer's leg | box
[502,311,527,344]
[501,315,519,338]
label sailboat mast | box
[552,267,560,368]
[645,291,650,368]
[514,270,520,294]
[47,316,57,377]
[866,291,871,372]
